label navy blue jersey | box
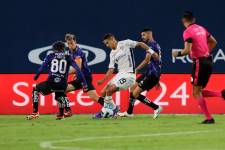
[67,46,92,79]
[145,40,162,77]
[35,51,87,86]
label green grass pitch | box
[0,115,225,150]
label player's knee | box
[193,90,201,98]
[193,86,202,98]
[106,86,116,95]
[105,88,112,95]
[132,91,139,99]
[66,84,75,93]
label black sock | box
[98,97,104,106]
[32,88,39,113]
[64,97,71,112]
[136,94,159,110]
[57,97,66,116]
[59,108,64,116]
[127,93,136,114]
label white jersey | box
[108,39,137,73]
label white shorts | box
[108,73,136,90]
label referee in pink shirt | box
[173,11,225,124]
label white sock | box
[104,96,116,110]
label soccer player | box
[118,28,162,118]
[172,11,225,124]
[26,41,87,120]
[63,34,105,117]
[94,33,158,118]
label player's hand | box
[155,82,161,90]
[97,79,104,85]
[172,51,179,58]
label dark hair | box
[65,33,76,41]
[142,27,152,32]
[103,33,115,40]
[52,41,65,51]
[182,11,195,22]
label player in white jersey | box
[94,33,158,118]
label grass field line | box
[40,130,211,150]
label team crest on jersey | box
[54,77,61,83]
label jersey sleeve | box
[34,55,50,80]
[124,39,138,48]
[204,28,211,38]
[183,30,192,43]
[68,56,87,86]
[108,52,115,69]
[37,55,50,74]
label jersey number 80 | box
[51,59,67,74]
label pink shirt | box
[183,24,211,59]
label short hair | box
[65,33,76,41]
[52,41,65,51]
[142,27,152,32]
[182,11,195,22]
[103,33,115,41]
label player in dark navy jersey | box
[118,28,163,118]
[63,34,105,117]
[26,41,87,120]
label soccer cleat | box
[92,112,103,119]
[153,106,163,119]
[117,112,134,117]
[201,118,215,124]
[64,110,73,118]
[112,105,120,118]
[56,115,64,120]
[26,112,40,120]
[221,89,225,100]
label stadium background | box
[1,0,225,114]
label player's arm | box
[69,57,82,74]
[136,42,159,60]
[135,53,151,73]
[172,41,192,57]
[207,35,217,52]
[69,56,88,88]
[97,53,115,85]
[97,68,114,85]
[34,55,50,80]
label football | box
[101,107,114,118]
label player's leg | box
[94,83,119,119]
[104,83,118,111]
[104,73,136,116]
[27,81,51,120]
[126,75,145,115]
[132,86,161,119]
[132,75,162,119]
[55,92,67,120]
[192,57,214,124]
[63,96,73,118]
[67,79,104,106]
[64,81,81,113]
[193,85,214,124]
[87,90,104,105]
[118,82,138,117]
[85,77,104,105]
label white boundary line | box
[40,130,210,150]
